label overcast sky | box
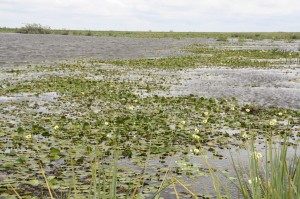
[1,0,299,32]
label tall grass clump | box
[228,138,300,199]
[17,23,51,34]
[201,137,300,199]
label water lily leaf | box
[48,147,64,161]
[82,122,90,130]
[5,149,17,156]
[49,147,63,156]
[135,193,146,199]
[49,178,58,186]
[0,194,18,199]
[16,156,26,164]
[47,175,56,181]
[27,179,40,186]
[17,126,25,134]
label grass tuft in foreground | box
[206,137,300,199]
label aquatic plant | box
[229,138,300,199]
[0,42,299,198]
[94,44,300,69]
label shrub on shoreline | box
[17,23,51,34]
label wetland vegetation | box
[1,24,300,40]
[100,44,300,69]
[0,33,300,198]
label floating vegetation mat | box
[0,43,300,198]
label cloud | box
[0,0,299,31]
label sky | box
[1,0,300,32]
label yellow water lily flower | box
[192,134,200,140]
[245,109,250,113]
[254,152,263,159]
[104,122,109,126]
[248,177,259,184]
[128,105,135,110]
[54,125,59,130]
[193,148,200,155]
[180,120,186,125]
[202,119,208,124]
[269,119,277,126]
[204,111,209,116]
[194,128,199,133]
[25,134,32,139]
[278,112,283,116]
[231,107,235,111]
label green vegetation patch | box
[187,44,300,59]
[0,60,299,198]
[95,45,300,69]
[2,24,300,40]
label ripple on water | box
[0,92,59,103]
